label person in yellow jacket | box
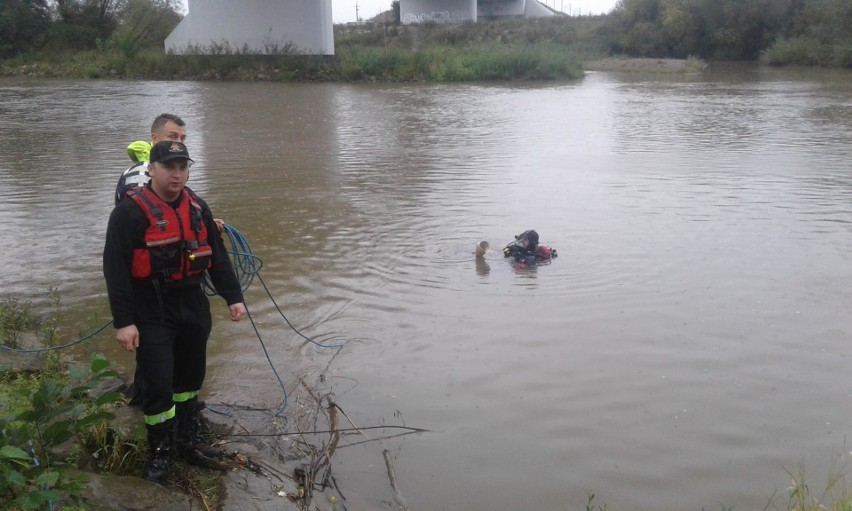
[126,139,153,163]
[115,113,187,205]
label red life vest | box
[130,186,212,283]
[535,245,552,260]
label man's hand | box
[116,324,140,352]
[214,218,225,233]
[229,303,246,322]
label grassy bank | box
[1,352,127,510]
[0,18,609,82]
[0,46,583,82]
[0,16,738,82]
[2,0,848,84]
[0,295,230,510]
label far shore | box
[584,57,709,73]
[0,55,707,82]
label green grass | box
[0,44,584,82]
[762,35,852,68]
[335,43,582,81]
[768,464,852,511]
[0,17,601,82]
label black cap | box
[150,141,193,164]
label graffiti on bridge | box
[402,10,467,24]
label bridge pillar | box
[478,0,525,18]
[166,0,333,55]
[400,0,478,24]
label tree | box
[711,0,791,59]
[110,0,182,55]
[608,0,666,56]
[0,0,52,58]
[48,0,121,50]
[659,0,704,58]
[606,0,807,61]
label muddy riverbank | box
[584,57,709,72]
[2,352,416,511]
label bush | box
[0,298,38,349]
[761,35,826,66]
[1,354,123,510]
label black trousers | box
[134,284,212,418]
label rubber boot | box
[144,419,175,484]
[176,398,224,463]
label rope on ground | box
[0,319,113,354]
[1,224,344,421]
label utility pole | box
[355,2,361,22]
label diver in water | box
[503,230,557,268]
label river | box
[1,64,851,510]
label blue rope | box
[198,224,345,418]
[256,272,345,350]
[217,303,291,419]
[1,224,343,421]
[0,319,113,353]
[205,224,262,296]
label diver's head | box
[516,230,539,251]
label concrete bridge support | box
[400,0,554,24]
[400,0,478,24]
[165,0,334,56]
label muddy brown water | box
[1,64,852,510]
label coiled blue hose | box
[205,224,263,295]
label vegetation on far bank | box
[605,0,851,67]
[0,0,849,83]
[0,41,585,82]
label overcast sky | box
[332,0,618,22]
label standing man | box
[118,114,187,407]
[117,114,222,407]
[115,113,187,205]
[104,141,246,484]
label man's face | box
[152,121,187,144]
[148,159,190,198]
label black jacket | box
[103,185,243,329]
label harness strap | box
[187,191,203,234]
[132,188,165,230]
